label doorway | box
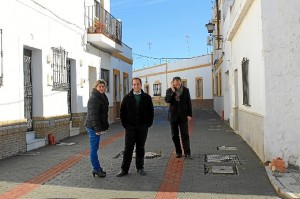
[113,69,120,120]
[23,49,33,131]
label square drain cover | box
[217,146,237,151]
[212,166,234,174]
[205,164,238,175]
[205,154,240,164]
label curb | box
[265,167,299,199]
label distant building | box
[0,0,132,159]
[209,0,300,168]
[133,54,213,109]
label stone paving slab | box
[0,107,288,199]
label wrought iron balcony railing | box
[85,5,122,45]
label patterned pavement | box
[0,107,283,199]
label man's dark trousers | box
[170,118,191,156]
[121,126,148,172]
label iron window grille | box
[51,47,69,91]
[101,68,110,92]
[242,57,250,106]
[153,83,161,96]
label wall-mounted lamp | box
[205,22,223,40]
[80,59,83,66]
[205,22,215,33]
[205,21,222,50]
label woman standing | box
[85,79,109,177]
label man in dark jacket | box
[116,77,154,177]
[165,76,192,159]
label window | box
[101,68,110,92]
[195,77,203,99]
[51,47,69,91]
[181,79,187,87]
[242,57,250,106]
[215,70,222,96]
[153,83,161,96]
[123,72,129,96]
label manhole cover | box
[205,154,240,164]
[113,151,161,159]
[212,166,235,174]
[217,146,237,151]
[205,164,238,175]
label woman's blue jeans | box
[86,128,101,171]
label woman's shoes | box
[92,167,106,178]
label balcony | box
[85,5,123,53]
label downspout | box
[0,29,3,87]
[216,0,221,50]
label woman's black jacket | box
[85,88,109,132]
[120,89,154,129]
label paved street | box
[0,107,281,199]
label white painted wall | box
[0,0,132,122]
[262,0,300,167]
[133,55,212,99]
[230,0,265,115]
[111,44,133,98]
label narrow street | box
[0,107,280,199]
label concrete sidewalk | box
[0,107,297,199]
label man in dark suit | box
[165,76,192,159]
[117,77,154,177]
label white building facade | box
[0,0,132,159]
[133,55,213,109]
[210,0,300,168]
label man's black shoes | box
[137,169,146,176]
[176,153,182,158]
[116,170,128,177]
[185,154,193,159]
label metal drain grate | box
[204,164,238,175]
[205,154,240,164]
[217,146,237,151]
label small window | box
[51,47,69,91]
[242,57,250,106]
[123,72,129,96]
[195,77,203,99]
[215,70,222,96]
[181,79,187,87]
[101,68,110,92]
[153,83,161,96]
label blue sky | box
[110,0,213,70]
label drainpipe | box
[216,0,221,50]
[0,29,3,87]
